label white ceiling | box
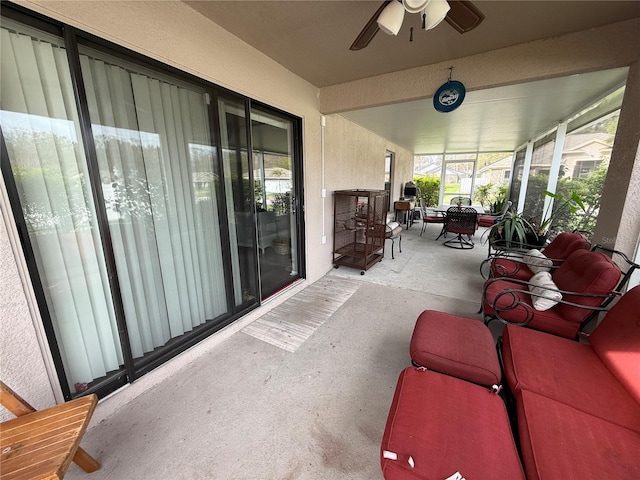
[342,68,629,153]
[186,1,640,153]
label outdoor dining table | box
[435,204,485,214]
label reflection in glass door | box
[78,47,231,378]
[217,96,259,307]
[251,106,301,299]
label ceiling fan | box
[350,0,485,51]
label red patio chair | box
[477,200,512,227]
[481,247,635,339]
[418,199,445,237]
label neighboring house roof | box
[414,164,443,176]
[415,166,464,177]
[563,139,613,162]
[478,156,512,174]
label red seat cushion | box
[410,310,501,386]
[517,390,640,480]
[381,368,525,480]
[503,324,640,432]
[590,285,640,405]
[490,258,534,281]
[478,215,497,227]
[541,232,591,263]
[551,249,621,324]
[490,232,590,282]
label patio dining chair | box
[418,198,445,237]
[442,207,478,249]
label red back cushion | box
[552,250,621,324]
[542,232,591,266]
[591,285,640,405]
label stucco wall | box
[0,192,56,420]
[325,114,414,192]
[318,114,414,255]
[594,59,640,260]
[325,115,413,188]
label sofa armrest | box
[480,252,567,280]
[482,277,622,328]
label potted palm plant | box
[486,209,537,249]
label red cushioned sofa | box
[381,286,640,480]
[502,284,640,479]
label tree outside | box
[522,160,608,239]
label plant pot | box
[272,238,290,255]
[526,232,548,247]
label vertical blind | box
[1,24,231,393]
[79,52,229,358]
[1,27,123,389]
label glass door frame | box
[440,153,478,205]
[0,3,304,400]
[249,100,306,299]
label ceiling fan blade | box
[350,1,393,51]
[445,0,485,34]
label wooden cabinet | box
[333,189,388,274]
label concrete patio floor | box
[66,221,500,480]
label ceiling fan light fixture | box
[403,0,430,14]
[423,0,451,30]
[377,0,405,36]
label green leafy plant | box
[272,192,291,216]
[490,185,508,215]
[474,183,493,209]
[474,183,508,214]
[413,176,440,207]
[486,209,537,248]
[536,190,585,236]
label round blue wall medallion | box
[433,80,466,113]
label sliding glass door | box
[77,47,231,372]
[217,95,259,306]
[1,9,303,399]
[250,106,302,299]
